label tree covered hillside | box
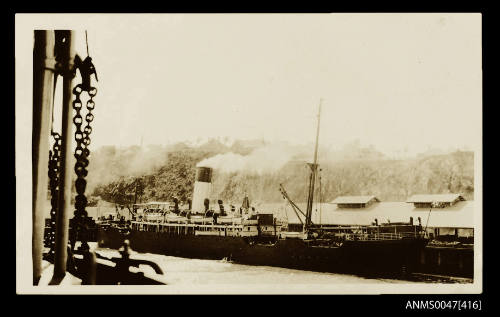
[88,140,474,206]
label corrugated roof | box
[330,195,380,204]
[282,201,474,228]
[406,194,465,203]
[146,201,172,205]
[86,206,125,219]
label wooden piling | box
[32,30,56,285]
[51,30,76,283]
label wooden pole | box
[32,30,56,285]
[305,99,322,231]
[51,30,76,283]
[318,173,322,227]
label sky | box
[24,14,482,157]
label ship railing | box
[343,232,422,241]
[130,221,243,231]
[196,224,242,230]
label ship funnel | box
[192,166,213,213]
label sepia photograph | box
[16,13,482,295]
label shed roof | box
[143,201,172,206]
[284,200,474,228]
[330,195,380,204]
[406,194,465,203]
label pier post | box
[51,30,76,283]
[32,30,56,285]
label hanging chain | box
[70,81,97,252]
[45,32,98,271]
[46,132,61,259]
[67,29,98,252]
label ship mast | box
[304,99,322,233]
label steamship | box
[97,103,429,277]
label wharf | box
[416,243,474,279]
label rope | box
[424,203,434,237]
[318,172,322,226]
[85,30,89,57]
[50,75,59,135]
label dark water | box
[94,246,472,286]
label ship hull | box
[97,226,428,277]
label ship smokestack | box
[192,166,213,213]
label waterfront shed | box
[284,194,474,239]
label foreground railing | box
[343,232,424,241]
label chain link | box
[46,133,61,259]
[70,83,97,252]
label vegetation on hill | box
[87,139,474,207]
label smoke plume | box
[197,144,295,174]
